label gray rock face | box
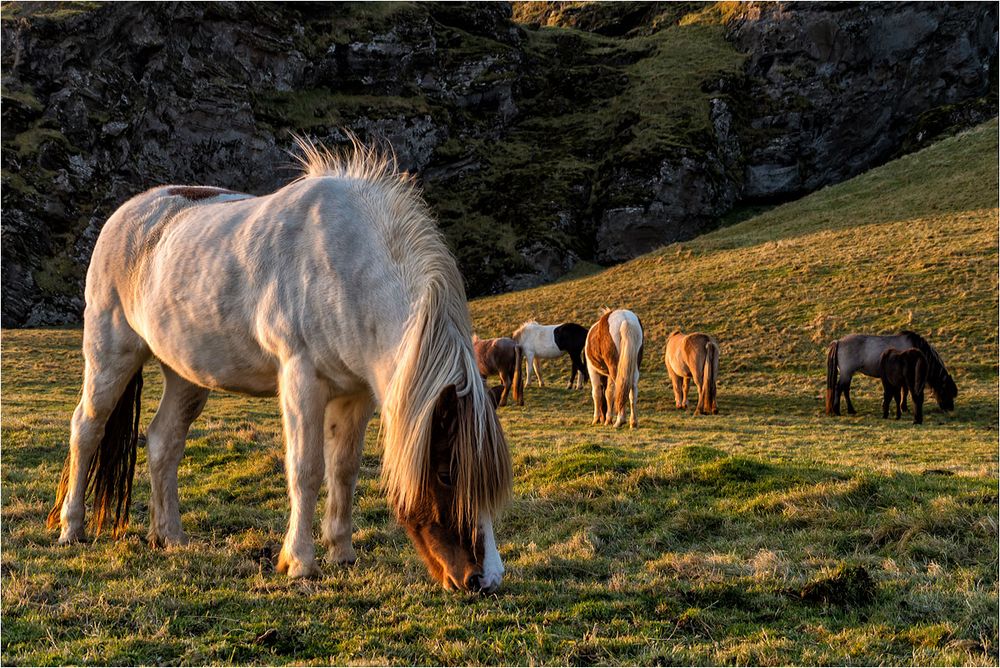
[1,1,996,326]
[729,1,999,199]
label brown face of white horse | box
[399,386,500,593]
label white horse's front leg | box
[533,358,545,387]
[524,353,535,387]
[277,357,329,579]
[321,395,373,566]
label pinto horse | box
[879,348,928,424]
[511,321,589,389]
[664,331,719,415]
[47,137,512,593]
[825,330,956,416]
[585,309,644,429]
[472,335,523,407]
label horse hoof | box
[58,526,85,545]
[148,529,189,549]
[326,546,357,566]
[277,551,320,579]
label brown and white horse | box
[664,331,719,415]
[47,136,512,593]
[472,335,524,407]
[585,309,644,429]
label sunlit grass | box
[2,121,997,665]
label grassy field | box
[2,121,998,665]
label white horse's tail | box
[614,319,641,416]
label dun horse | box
[47,137,512,593]
[664,331,719,415]
[826,330,956,416]
[585,309,644,429]
[879,348,928,424]
[511,321,589,389]
[472,335,524,407]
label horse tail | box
[614,318,641,416]
[47,369,144,539]
[825,340,839,414]
[703,340,719,413]
[512,344,524,406]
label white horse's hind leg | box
[146,364,209,548]
[58,318,149,544]
[321,394,373,566]
[533,358,545,387]
[524,352,535,387]
[628,372,639,429]
[603,378,616,425]
[276,357,329,579]
[589,368,604,425]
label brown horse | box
[880,348,928,424]
[473,335,524,407]
[664,331,719,415]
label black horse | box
[553,322,589,389]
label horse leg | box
[669,372,683,409]
[843,381,857,415]
[589,368,605,425]
[913,391,923,425]
[628,372,639,429]
[894,389,902,419]
[681,377,690,410]
[497,369,510,407]
[55,317,149,544]
[321,394,373,566]
[603,378,616,425]
[276,357,329,579]
[881,384,891,419]
[900,386,909,413]
[524,352,535,387]
[533,358,545,387]
[146,364,209,548]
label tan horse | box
[585,309,644,429]
[664,331,719,415]
[472,335,524,407]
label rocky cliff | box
[2,1,996,326]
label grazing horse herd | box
[479,317,954,429]
[46,139,960,594]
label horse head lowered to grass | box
[47,135,512,593]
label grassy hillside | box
[2,120,997,665]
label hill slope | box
[471,118,999,385]
[1,121,997,665]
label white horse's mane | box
[511,320,539,339]
[291,134,510,527]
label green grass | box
[2,122,998,665]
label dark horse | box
[826,330,956,416]
[473,335,524,407]
[879,348,928,424]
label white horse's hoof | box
[277,549,320,579]
[326,544,357,566]
[58,525,85,545]
[148,528,189,548]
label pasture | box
[2,121,998,665]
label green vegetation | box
[2,123,997,665]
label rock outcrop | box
[2,1,996,326]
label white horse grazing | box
[47,137,512,593]
[585,309,644,429]
[511,321,589,389]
